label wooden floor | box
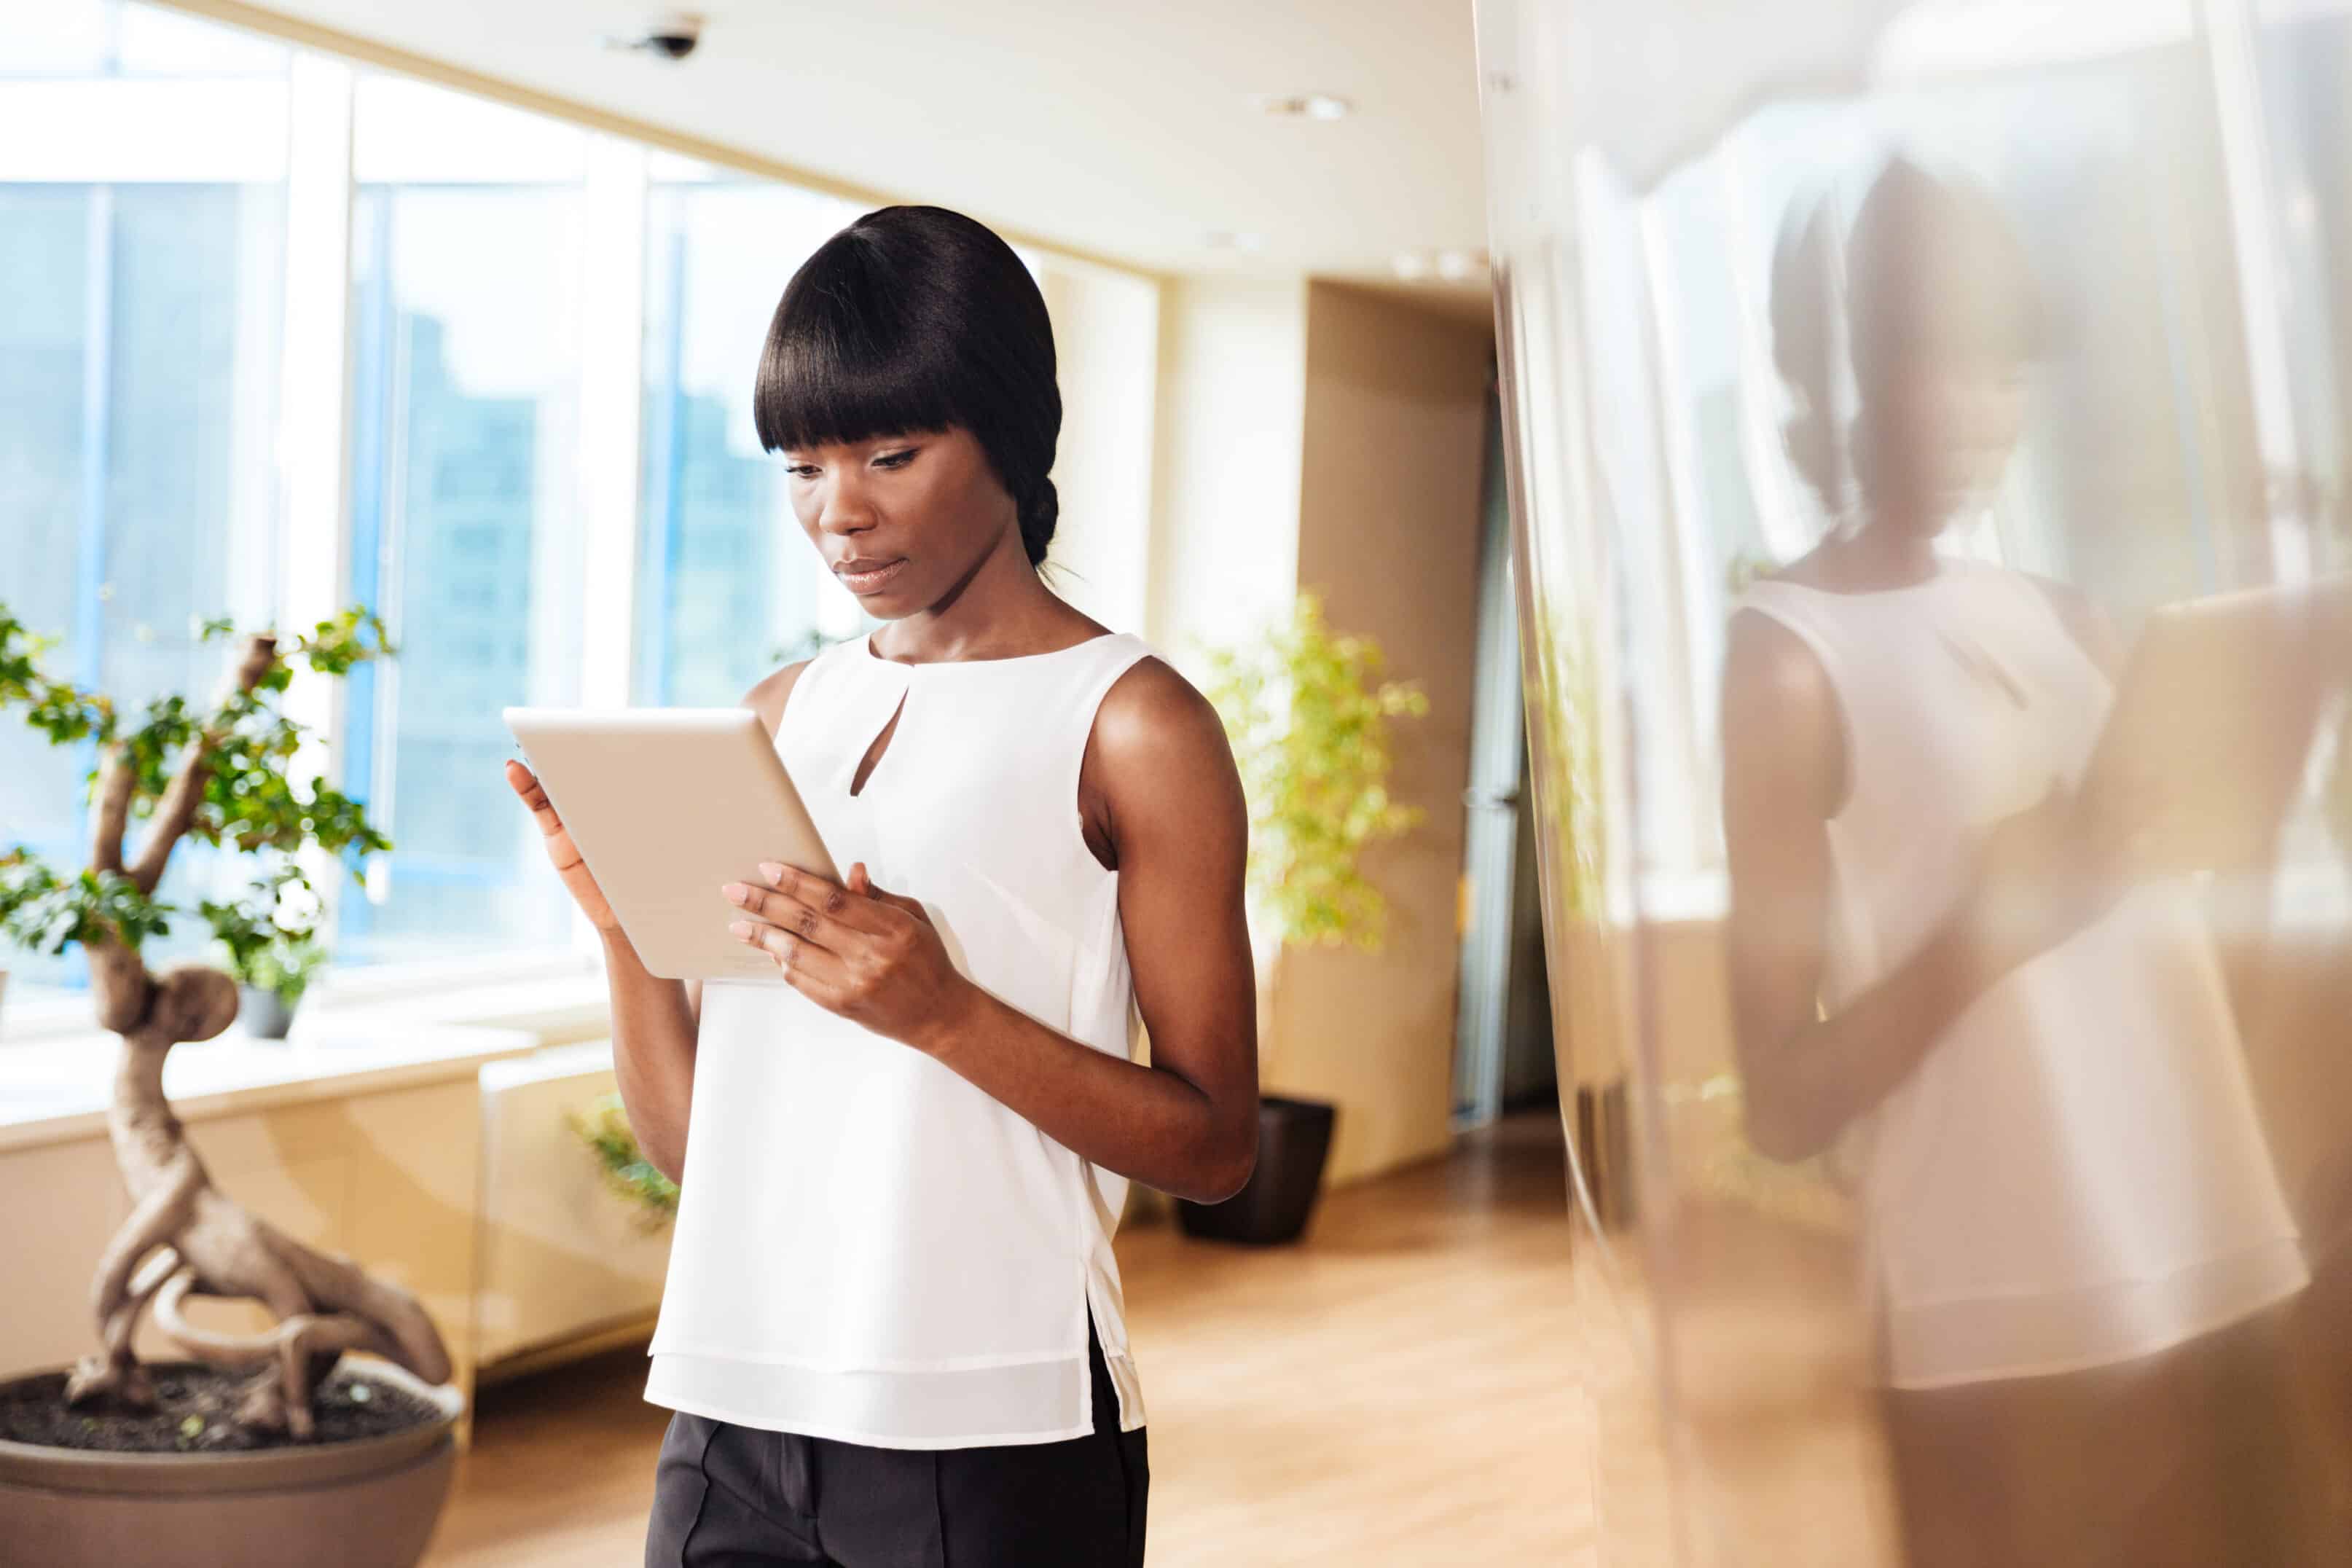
[420,1111,1592,1567]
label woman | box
[1720,158,2329,1564]
[505,205,1259,1566]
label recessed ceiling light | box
[1435,249,1488,282]
[1259,93,1352,122]
[1205,230,1268,254]
[1393,249,1488,283]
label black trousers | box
[643,1317,1148,1567]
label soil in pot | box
[0,1364,439,1455]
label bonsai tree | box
[1202,591,1429,1024]
[0,602,452,1440]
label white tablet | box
[503,707,839,983]
[2078,579,2347,876]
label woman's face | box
[782,424,1016,616]
[1864,348,2030,538]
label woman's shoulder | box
[746,630,887,737]
[1076,648,1246,871]
[1089,648,1206,748]
[1083,651,1234,794]
[740,655,820,741]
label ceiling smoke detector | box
[1258,93,1352,122]
[603,11,704,60]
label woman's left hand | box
[721,861,976,1053]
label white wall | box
[1039,257,1161,634]
[1144,276,1309,672]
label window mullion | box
[275,50,357,923]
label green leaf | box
[1202,595,1428,952]
[566,1093,679,1228]
[0,599,394,963]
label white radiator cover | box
[474,1040,672,1366]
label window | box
[337,77,589,965]
[635,165,866,706]
[0,0,287,997]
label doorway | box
[1453,381,1556,1128]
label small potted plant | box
[568,1091,681,1231]
[1178,592,1428,1245]
[201,863,329,1040]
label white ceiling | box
[187,0,1493,312]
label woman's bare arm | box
[597,928,699,1183]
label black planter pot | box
[1175,1094,1336,1245]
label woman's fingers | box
[755,861,898,934]
[505,760,566,830]
[729,917,848,991]
[848,861,931,922]
[504,758,546,808]
[503,761,619,930]
[723,877,849,953]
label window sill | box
[0,954,616,1153]
[0,1019,557,1154]
[1,946,608,1047]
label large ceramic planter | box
[1175,1094,1337,1245]
[0,1357,464,1568]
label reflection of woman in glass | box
[1720,157,2332,1564]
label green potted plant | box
[0,603,465,1568]
[568,1091,681,1231]
[200,861,330,1040]
[1179,592,1428,1245]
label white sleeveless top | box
[1737,561,2305,1389]
[642,628,1156,1447]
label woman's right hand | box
[1964,782,2140,974]
[504,759,622,933]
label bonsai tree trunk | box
[62,632,450,1440]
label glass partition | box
[1475,1,2352,1560]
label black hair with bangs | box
[753,205,1062,568]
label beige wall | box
[1267,281,1493,1185]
